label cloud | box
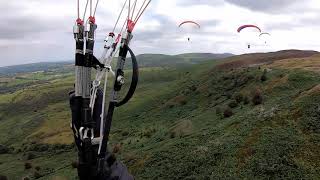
[177,0,224,6]
[225,0,300,13]
[0,17,57,40]
[1,0,320,66]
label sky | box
[1,0,320,67]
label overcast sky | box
[1,0,320,67]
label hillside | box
[0,53,233,76]
[136,53,234,67]
[1,50,320,179]
[216,49,318,69]
[0,62,72,76]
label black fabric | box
[116,45,139,107]
[109,161,134,180]
[69,91,82,150]
[97,154,134,180]
[75,53,85,66]
[93,55,105,69]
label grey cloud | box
[225,0,300,13]
[264,15,320,31]
[177,0,224,6]
[0,1,73,40]
[0,17,59,39]
[264,22,299,31]
[200,20,220,29]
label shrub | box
[234,93,244,103]
[141,128,156,138]
[226,92,232,99]
[26,152,36,160]
[0,175,8,180]
[261,69,267,82]
[223,107,233,118]
[26,144,49,152]
[71,161,78,169]
[112,144,122,154]
[189,85,197,92]
[170,132,176,139]
[35,166,41,171]
[243,95,250,105]
[252,89,263,105]
[0,144,9,154]
[228,100,238,108]
[122,131,129,136]
[181,99,187,105]
[25,162,32,170]
[215,106,222,116]
[33,171,42,179]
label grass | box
[1,53,320,179]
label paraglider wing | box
[179,21,201,28]
[237,25,261,33]
[259,32,271,44]
[259,32,271,37]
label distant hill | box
[216,49,319,70]
[135,53,234,67]
[0,53,234,75]
[0,62,71,76]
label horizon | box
[0,49,318,68]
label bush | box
[112,143,122,154]
[243,95,250,105]
[0,145,9,154]
[226,92,232,99]
[189,85,197,92]
[252,89,263,105]
[215,106,222,116]
[170,132,176,139]
[33,171,42,179]
[122,131,129,136]
[234,93,244,103]
[25,162,32,170]
[141,128,156,138]
[71,161,78,169]
[35,166,41,171]
[223,107,233,118]
[261,69,268,82]
[26,152,36,160]
[0,175,8,180]
[180,99,187,105]
[22,177,30,180]
[228,100,238,108]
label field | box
[1,50,320,179]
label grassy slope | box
[1,50,320,179]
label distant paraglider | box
[179,21,201,42]
[237,24,261,49]
[259,32,271,44]
[237,25,261,33]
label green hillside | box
[0,62,72,76]
[1,50,320,179]
[136,53,233,67]
[0,53,232,76]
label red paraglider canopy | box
[237,25,261,33]
[179,21,201,28]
